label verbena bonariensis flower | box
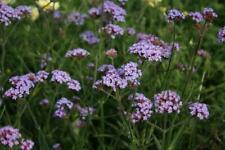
[154,90,182,114]
[15,5,31,18]
[53,10,62,20]
[94,62,142,91]
[0,3,31,26]
[51,70,71,84]
[67,79,81,92]
[54,97,74,118]
[166,9,185,22]
[88,7,101,18]
[20,139,34,150]
[39,98,49,106]
[53,143,61,150]
[218,26,225,43]
[101,24,124,39]
[189,11,203,23]
[202,7,217,22]
[0,2,19,26]
[129,93,153,123]
[4,74,35,100]
[67,12,87,26]
[197,49,210,58]
[0,126,21,148]
[97,64,115,73]
[119,62,142,87]
[65,48,90,59]
[35,70,49,82]
[127,27,136,36]
[103,0,126,22]
[80,31,100,45]
[189,102,209,120]
[75,104,95,120]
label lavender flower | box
[35,70,49,82]
[54,97,74,118]
[154,90,182,114]
[0,2,18,26]
[4,74,35,100]
[88,7,101,18]
[218,26,225,43]
[103,0,126,22]
[67,12,87,26]
[129,93,153,123]
[127,27,136,36]
[20,139,34,150]
[0,126,21,148]
[101,24,124,39]
[76,105,95,120]
[202,7,217,21]
[51,70,71,84]
[119,62,142,87]
[189,102,209,120]
[189,11,203,23]
[80,31,100,45]
[67,79,81,92]
[166,9,185,22]
[65,48,90,59]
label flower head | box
[67,79,81,92]
[20,139,34,150]
[189,102,209,120]
[202,7,217,22]
[0,126,21,148]
[67,12,87,26]
[80,31,99,45]
[65,48,90,59]
[189,11,203,23]
[166,9,185,22]
[51,70,71,84]
[101,24,124,39]
[154,90,182,114]
[218,26,225,43]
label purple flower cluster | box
[0,3,31,26]
[166,9,185,22]
[202,7,217,21]
[0,126,34,149]
[51,70,71,84]
[129,35,172,62]
[189,12,203,23]
[126,27,136,36]
[88,7,101,18]
[97,64,115,73]
[80,31,100,45]
[129,93,153,123]
[154,90,182,114]
[67,12,87,26]
[65,48,90,59]
[4,71,49,100]
[101,24,124,39]
[20,139,34,150]
[94,62,142,91]
[54,97,74,118]
[189,102,209,120]
[75,105,95,120]
[218,26,225,43]
[103,0,126,22]
[51,70,81,92]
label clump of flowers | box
[80,31,100,45]
[94,62,142,91]
[202,7,217,22]
[67,12,87,26]
[20,139,34,150]
[65,48,90,59]
[154,90,182,114]
[88,7,101,18]
[51,70,71,84]
[4,71,49,100]
[54,97,74,118]
[101,24,124,39]
[0,126,34,149]
[189,11,203,23]
[128,93,153,123]
[189,102,209,120]
[67,79,81,92]
[75,104,95,120]
[97,64,115,73]
[166,9,185,22]
[103,0,126,22]
[0,2,31,26]
[218,26,225,43]
[129,34,172,62]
